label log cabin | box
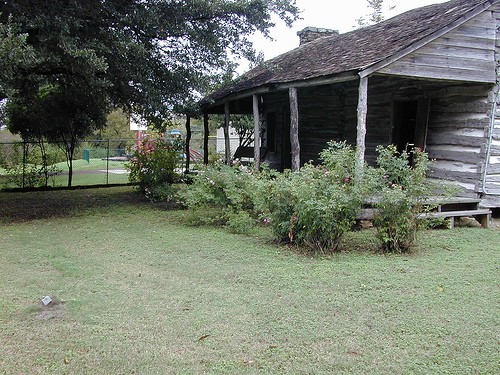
[200,0,500,209]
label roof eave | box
[202,71,360,111]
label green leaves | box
[1,0,300,126]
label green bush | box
[0,141,62,188]
[127,136,183,200]
[258,141,363,253]
[368,145,434,253]
[177,162,266,231]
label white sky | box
[239,0,448,72]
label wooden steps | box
[357,198,492,228]
[418,209,491,229]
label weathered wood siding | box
[378,10,497,83]
[425,83,492,197]
[481,3,500,207]
[291,75,492,198]
[297,84,349,163]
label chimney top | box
[297,27,339,45]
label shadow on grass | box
[0,186,151,224]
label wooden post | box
[224,102,231,165]
[253,94,261,170]
[203,112,209,165]
[185,114,191,173]
[355,76,368,181]
[289,87,300,171]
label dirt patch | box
[36,307,66,321]
[35,297,66,321]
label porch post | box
[289,87,300,171]
[203,112,209,165]
[224,102,231,165]
[185,114,191,173]
[253,94,261,170]
[355,76,368,181]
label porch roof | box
[202,0,494,108]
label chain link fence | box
[0,139,135,189]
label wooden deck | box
[358,198,492,228]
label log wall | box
[255,4,500,207]
[482,3,500,207]
[284,76,493,199]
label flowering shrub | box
[127,136,183,200]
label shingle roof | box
[204,0,492,104]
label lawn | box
[0,158,130,188]
[0,186,498,374]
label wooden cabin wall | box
[343,76,493,199]
[261,90,290,169]
[424,82,492,198]
[377,9,496,84]
[296,84,347,163]
[482,4,500,208]
[260,76,495,205]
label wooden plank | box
[427,149,483,164]
[379,62,496,83]
[449,25,496,40]
[488,145,500,155]
[438,35,496,50]
[289,87,300,171]
[416,44,494,61]
[426,84,492,97]
[483,183,500,194]
[486,163,500,173]
[430,112,490,128]
[420,209,491,218]
[406,54,495,71]
[431,101,492,114]
[485,175,500,182]
[479,194,500,208]
[427,133,485,147]
[429,167,480,183]
[419,209,492,228]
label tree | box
[1,0,299,124]
[0,17,34,100]
[355,0,395,27]
[1,0,299,186]
[6,81,108,187]
[93,108,134,150]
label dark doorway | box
[392,98,430,154]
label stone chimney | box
[297,27,339,45]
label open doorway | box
[392,98,430,156]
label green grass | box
[0,187,499,374]
[0,158,130,188]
